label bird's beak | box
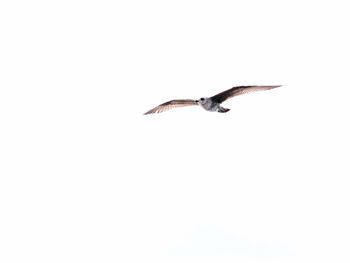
[195,100,199,103]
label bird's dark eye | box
[200,98,204,101]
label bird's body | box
[144,85,281,115]
[197,97,229,112]
[198,98,217,111]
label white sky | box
[1,0,350,262]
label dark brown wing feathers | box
[210,85,281,103]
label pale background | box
[1,0,349,262]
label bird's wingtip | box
[266,85,282,89]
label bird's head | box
[195,97,208,105]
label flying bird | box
[144,85,281,114]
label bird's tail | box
[218,106,230,113]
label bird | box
[144,85,281,114]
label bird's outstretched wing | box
[144,99,198,114]
[210,85,281,103]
